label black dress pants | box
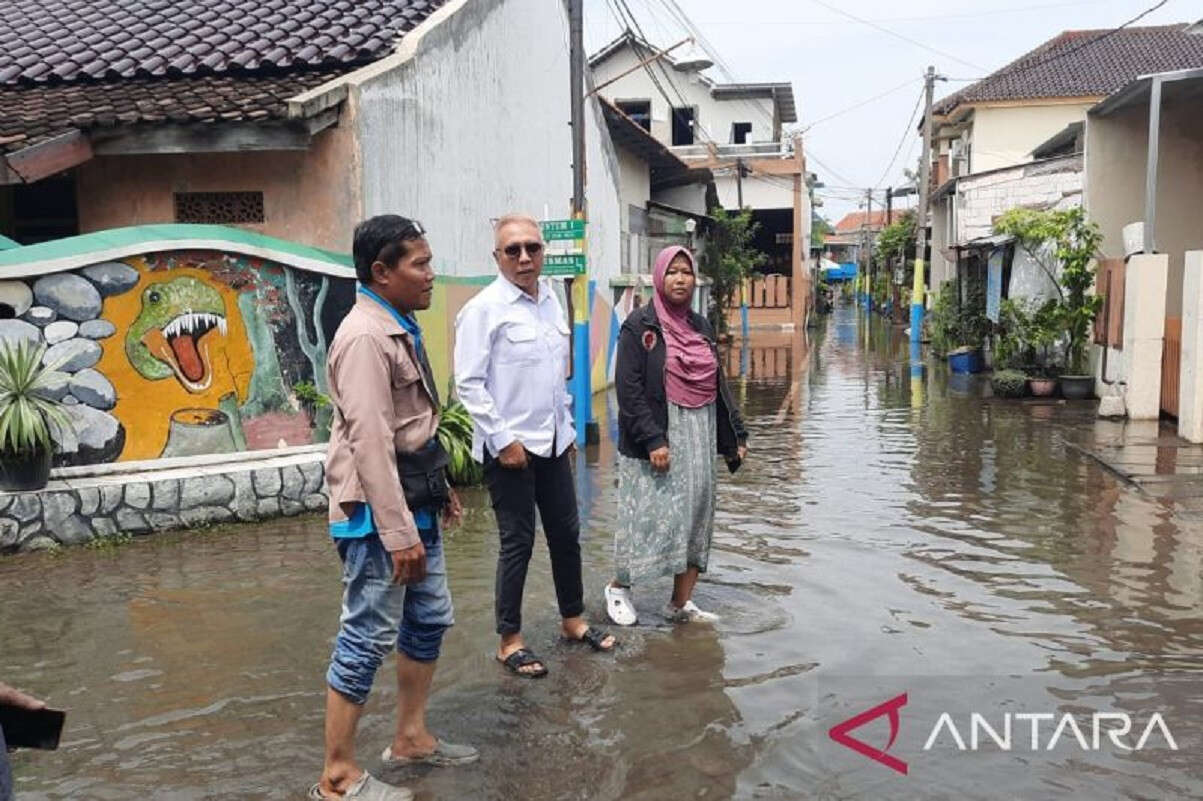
[484,446,584,635]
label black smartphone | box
[0,705,65,750]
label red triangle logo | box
[828,692,909,775]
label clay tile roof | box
[0,0,441,85]
[1,0,446,155]
[934,23,1203,115]
[833,210,902,233]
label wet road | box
[3,305,1203,800]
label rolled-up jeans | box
[326,524,454,705]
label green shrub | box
[990,369,1027,398]
[437,399,482,486]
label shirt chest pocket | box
[390,349,426,423]
[500,323,541,365]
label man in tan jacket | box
[313,215,475,801]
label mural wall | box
[0,251,353,465]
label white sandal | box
[605,584,638,626]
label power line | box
[964,0,1171,87]
[807,0,986,73]
[874,85,925,190]
[694,1,1101,27]
[801,76,922,131]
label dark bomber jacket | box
[615,303,748,466]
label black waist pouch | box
[396,438,451,512]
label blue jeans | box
[326,525,454,705]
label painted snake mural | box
[125,277,228,392]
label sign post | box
[541,219,591,445]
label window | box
[174,191,265,224]
[0,174,79,245]
[732,122,752,145]
[616,100,651,132]
[671,107,696,146]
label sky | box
[583,0,1189,223]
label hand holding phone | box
[0,683,63,751]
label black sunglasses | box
[500,241,544,259]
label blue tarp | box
[822,261,858,282]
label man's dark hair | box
[352,214,426,284]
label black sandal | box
[567,625,617,652]
[497,647,548,678]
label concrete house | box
[1086,65,1203,431]
[0,0,634,421]
[926,25,1203,295]
[588,31,812,327]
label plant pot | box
[948,347,984,374]
[1059,375,1094,400]
[1028,377,1058,397]
[0,447,52,491]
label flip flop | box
[565,625,617,652]
[497,647,548,678]
[307,771,414,800]
[381,739,479,767]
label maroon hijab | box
[651,246,717,408]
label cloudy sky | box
[584,0,1187,223]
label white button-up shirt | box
[453,275,575,461]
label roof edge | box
[0,224,353,277]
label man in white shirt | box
[454,214,616,678]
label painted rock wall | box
[0,250,353,465]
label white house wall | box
[714,172,794,211]
[954,160,1082,243]
[353,0,620,284]
[592,46,777,147]
[970,102,1095,173]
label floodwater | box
[3,304,1203,800]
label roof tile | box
[1,0,445,85]
[936,24,1203,114]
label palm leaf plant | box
[436,398,482,486]
[0,339,72,490]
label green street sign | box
[541,219,585,240]
[543,253,587,275]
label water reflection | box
[2,306,1202,799]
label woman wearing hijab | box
[605,246,748,626]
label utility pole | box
[886,186,894,319]
[865,188,873,311]
[567,0,594,445]
[911,65,938,346]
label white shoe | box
[605,584,638,626]
[663,600,720,623]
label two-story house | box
[925,24,1203,296]
[589,31,812,327]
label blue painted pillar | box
[571,276,590,446]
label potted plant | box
[436,398,482,486]
[948,281,988,374]
[0,340,71,491]
[1026,299,1062,397]
[1052,209,1103,400]
[994,207,1103,401]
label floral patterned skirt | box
[615,402,716,585]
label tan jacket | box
[325,293,439,551]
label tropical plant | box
[875,210,916,265]
[293,379,330,426]
[0,340,71,456]
[993,206,1103,375]
[990,369,1027,398]
[437,398,482,486]
[928,282,958,357]
[700,207,768,336]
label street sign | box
[541,219,585,241]
[543,254,587,276]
